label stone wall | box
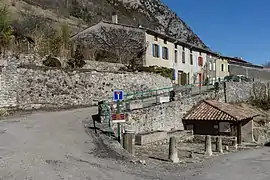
[225,81,270,103]
[123,91,220,134]
[0,56,172,109]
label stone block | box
[157,96,170,104]
[126,102,143,110]
[135,130,167,145]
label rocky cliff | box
[7,0,208,49]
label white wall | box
[145,33,174,69]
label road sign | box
[111,113,126,123]
[113,90,124,101]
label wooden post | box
[123,130,135,155]
[223,82,227,103]
[168,136,179,163]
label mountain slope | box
[5,0,209,49]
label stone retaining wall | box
[124,91,222,134]
[0,56,172,109]
[225,81,270,103]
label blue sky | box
[161,0,270,65]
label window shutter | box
[158,45,160,57]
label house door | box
[178,72,182,85]
[198,73,202,86]
[180,72,187,85]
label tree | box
[0,7,14,55]
[73,26,148,69]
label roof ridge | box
[203,100,238,121]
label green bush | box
[0,108,9,117]
[136,66,174,79]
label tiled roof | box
[183,100,258,121]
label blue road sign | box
[113,90,124,101]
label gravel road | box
[0,107,270,180]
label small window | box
[162,47,169,60]
[174,44,177,49]
[182,51,185,64]
[154,35,158,41]
[190,52,193,65]
[175,50,178,63]
[213,62,216,71]
[199,52,202,55]
[182,46,185,51]
[152,44,160,58]
[209,63,212,70]
[164,39,167,44]
[221,64,224,71]
[198,56,203,66]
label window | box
[154,35,158,41]
[162,47,169,60]
[174,44,177,49]
[198,56,203,66]
[175,50,178,63]
[152,44,160,58]
[190,51,193,65]
[199,52,202,55]
[221,64,224,71]
[213,62,216,71]
[182,51,185,64]
[209,62,212,70]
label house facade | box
[226,56,270,81]
[71,15,216,85]
[144,30,209,85]
[206,54,217,84]
[215,56,230,81]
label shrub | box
[43,55,62,67]
[0,108,9,117]
[67,46,86,68]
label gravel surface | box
[0,107,270,180]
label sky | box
[161,0,270,65]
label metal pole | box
[116,100,121,143]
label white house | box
[71,14,216,85]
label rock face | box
[20,0,208,49]
[117,0,208,49]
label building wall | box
[195,51,207,84]
[229,64,270,81]
[216,58,229,81]
[176,46,207,85]
[145,33,174,69]
[206,54,217,84]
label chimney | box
[112,12,118,24]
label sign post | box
[113,90,124,143]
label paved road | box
[0,107,270,180]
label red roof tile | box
[183,100,258,121]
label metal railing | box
[105,80,219,106]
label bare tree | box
[74,25,148,69]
